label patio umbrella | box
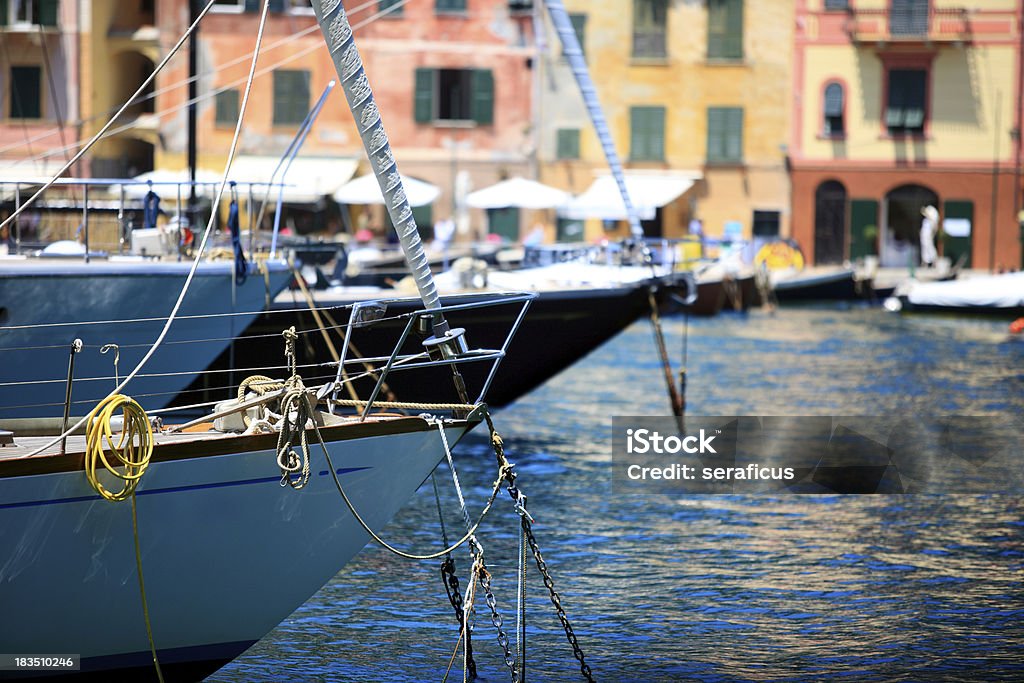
[465,176,570,209]
[334,173,440,207]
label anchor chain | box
[477,563,518,682]
[441,557,477,680]
[485,413,596,683]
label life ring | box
[1010,317,1024,334]
[754,239,805,271]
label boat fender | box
[1010,317,1024,334]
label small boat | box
[770,266,864,303]
[884,271,1024,315]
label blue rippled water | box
[212,306,1024,682]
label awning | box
[559,173,699,221]
[232,156,358,203]
[466,176,570,209]
[334,173,440,207]
[128,169,224,199]
[0,159,69,189]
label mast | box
[311,1,453,339]
[544,0,643,238]
[187,0,199,227]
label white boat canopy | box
[907,272,1024,309]
[465,176,571,209]
[559,172,700,221]
[334,172,440,207]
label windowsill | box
[879,132,931,141]
[628,158,667,164]
[629,56,670,66]
[430,119,477,128]
[817,133,847,141]
[209,6,245,14]
[435,11,470,18]
[1,22,59,31]
[556,157,582,162]
[704,160,746,168]
[288,8,316,16]
[704,58,747,67]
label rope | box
[331,399,477,412]
[83,394,164,683]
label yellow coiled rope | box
[83,394,164,683]
[84,394,154,501]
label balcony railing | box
[845,7,972,45]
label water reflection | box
[214,307,1023,682]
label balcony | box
[845,7,972,46]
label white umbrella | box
[465,176,570,210]
[334,173,440,207]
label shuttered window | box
[886,69,926,135]
[630,106,665,161]
[706,106,743,163]
[215,89,240,126]
[632,0,668,59]
[413,68,494,125]
[823,82,844,136]
[890,0,928,36]
[244,0,286,12]
[272,70,310,125]
[708,0,743,60]
[379,0,404,14]
[9,66,42,119]
[556,128,581,160]
[1,0,58,26]
[436,0,466,13]
[562,13,587,58]
[824,0,848,10]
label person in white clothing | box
[920,205,939,267]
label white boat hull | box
[0,418,471,680]
[0,259,292,419]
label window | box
[436,0,467,13]
[414,68,494,125]
[708,0,743,60]
[562,13,587,58]
[378,0,404,15]
[213,0,246,11]
[706,106,743,163]
[556,128,580,160]
[215,89,240,126]
[272,70,310,125]
[509,0,533,13]
[823,82,844,136]
[890,0,928,36]
[752,210,780,237]
[9,66,42,119]
[1,0,59,26]
[824,0,848,10]
[632,0,668,59]
[630,106,665,161]
[285,0,314,14]
[886,69,926,135]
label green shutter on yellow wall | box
[630,106,665,161]
[39,0,58,26]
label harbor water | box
[212,306,1024,682]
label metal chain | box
[484,412,595,682]
[523,521,594,682]
[442,557,477,680]
[477,563,518,683]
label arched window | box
[823,82,844,136]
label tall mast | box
[187,0,199,225]
[311,0,451,335]
[544,0,643,238]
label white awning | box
[560,173,699,220]
[232,156,359,203]
[334,173,440,207]
[466,176,570,209]
[127,169,225,199]
[0,159,69,187]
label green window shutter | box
[630,106,665,161]
[244,0,260,12]
[941,199,973,267]
[39,0,58,26]
[567,13,587,58]
[379,0,404,14]
[269,0,286,12]
[436,0,466,12]
[273,70,310,125]
[471,69,494,125]
[708,0,743,60]
[215,89,240,126]
[10,66,42,119]
[414,68,435,123]
[887,69,926,132]
[707,106,742,163]
[0,0,8,27]
[556,128,581,160]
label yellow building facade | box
[540,0,793,245]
